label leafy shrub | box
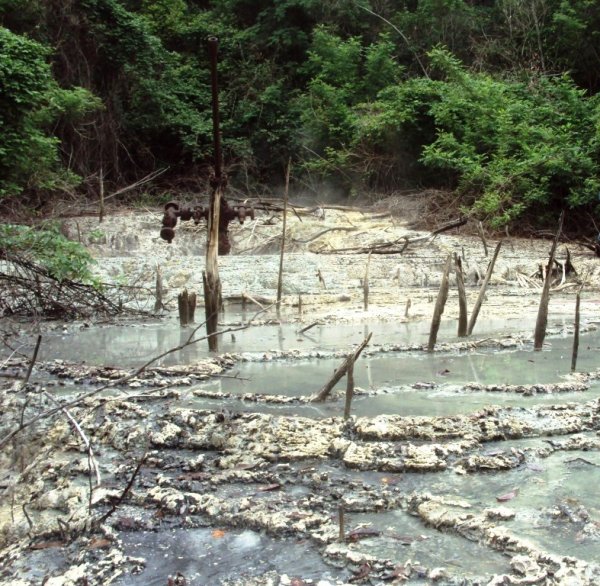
[420,48,600,226]
[301,44,600,226]
[0,224,98,285]
[0,26,101,200]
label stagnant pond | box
[7,310,600,585]
[37,313,600,420]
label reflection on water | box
[35,313,556,368]
[344,509,510,579]
[425,445,600,564]
[28,314,600,419]
[118,527,340,585]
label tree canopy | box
[2,0,600,229]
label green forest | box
[2,0,600,231]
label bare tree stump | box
[344,355,355,420]
[454,253,467,337]
[467,241,502,336]
[427,255,452,352]
[571,286,583,371]
[187,291,197,323]
[534,212,564,351]
[178,289,189,327]
[363,251,372,311]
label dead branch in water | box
[0,304,274,450]
[42,391,102,490]
[312,333,372,402]
[22,335,41,389]
[428,255,452,352]
[95,451,147,526]
[534,212,564,350]
[467,241,502,336]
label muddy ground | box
[2,196,600,585]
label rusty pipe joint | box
[193,206,209,224]
[160,201,213,243]
[179,207,194,221]
[233,205,255,224]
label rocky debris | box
[465,382,589,395]
[337,437,476,472]
[354,399,600,442]
[410,493,600,585]
[4,381,600,584]
[456,448,525,472]
[38,356,236,385]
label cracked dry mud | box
[3,200,600,585]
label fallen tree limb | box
[95,451,146,526]
[42,391,102,488]
[316,217,467,255]
[292,226,358,244]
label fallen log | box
[316,217,467,255]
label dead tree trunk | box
[534,212,564,351]
[312,333,372,402]
[344,356,355,420]
[427,255,452,352]
[154,264,163,312]
[276,159,291,317]
[477,221,488,256]
[454,253,467,337]
[204,37,224,352]
[571,286,582,371]
[467,241,502,336]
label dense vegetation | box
[2,0,600,230]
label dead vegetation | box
[0,252,120,319]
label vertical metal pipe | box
[208,37,222,180]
